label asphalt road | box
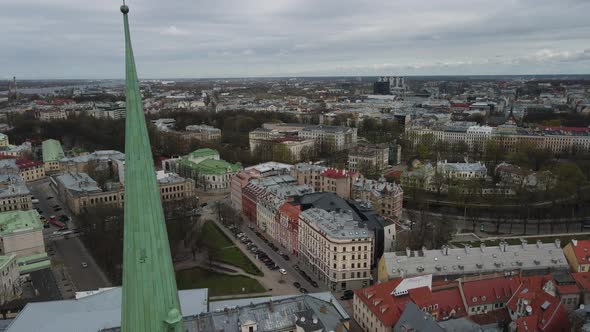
[29,179,110,293]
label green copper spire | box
[120,4,183,332]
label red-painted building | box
[242,183,265,223]
[278,202,301,256]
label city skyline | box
[2,0,590,79]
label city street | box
[202,200,328,295]
[29,179,111,294]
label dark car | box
[47,196,54,199]
[281,254,290,261]
[343,290,354,297]
[299,288,308,294]
[310,281,318,288]
[54,208,62,212]
[293,265,300,272]
[340,294,354,300]
[293,282,301,288]
[270,265,280,270]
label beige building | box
[59,150,125,174]
[563,239,590,272]
[348,145,389,173]
[0,159,45,183]
[0,254,21,305]
[0,210,45,258]
[298,208,373,291]
[35,109,67,121]
[352,177,403,219]
[52,171,195,215]
[185,125,222,142]
[0,174,32,213]
[407,125,590,155]
[0,134,8,147]
[292,163,359,199]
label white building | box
[0,254,21,304]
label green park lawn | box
[201,221,263,276]
[176,267,266,297]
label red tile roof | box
[15,158,43,169]
[566,239,590,266]
[354,278,467,326]
[408,286,432,306]
[572,272,590,291]
[542,126,590,133]
[321,168,356,179]
[354,278,405,327]
[451,103,471,108]
[430,287,467,320]
[469,308,511,326]
[462,276,521,306]
[556,283,580,295]
[507,278,571,332]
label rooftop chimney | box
[464,244,471,254]
[572,239,578,247]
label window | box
[249,327,253,332]
[343,247,346,252]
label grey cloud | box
[1,0,589,78]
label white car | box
[81,262,88,268]
[279,268,287,275]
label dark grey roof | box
[393,302,444,332]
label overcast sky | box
[2,0,590,79]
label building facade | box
[352,177,403,219]
[0,210,45,258]
[298,208,373,291]
[0,254,21,305]
[185,125,222,142]
[42,139,65,173]
[292,163,359,199]
[176,149,242,193]
[348,145,389,173]
[564,239,590,272]
[52,171,195,215]
[0,174,32,212]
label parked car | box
[293,282,301,288]
[54,208,62,212]
[299,288,308,294]
[343,290,354,297]
[81,262,88,268]
[270,265,279,270]
[293,265,300,272]
[281,254,290,261]
[279,268,287,275]
[310,281,318,288]
[47,196,54,200]
[340,293,353,300]
[52,205,60,208]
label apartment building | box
[348,145,389,173]
[52,171,194,215]
[229,162,293,211]
[564,239,590,272]
[59,150,125,174]
[35,108,67,121]
[352,177,403,219]
[0,159,45,183]
[292,163,359,199]
[298,208,373,291]
[0,174,32,212]
[298,125,357,152]
[0,254,21,305]
[407,124,590,155]
[437,161,487,180]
